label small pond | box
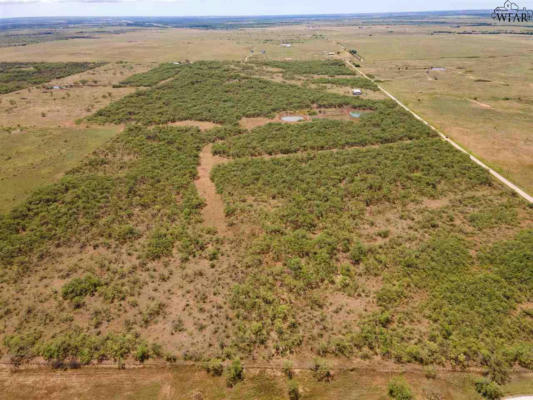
[504,397,533,400]
[349,111,372,119]
[281,116,304,122]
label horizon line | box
[0,9,494,20]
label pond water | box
[504,397,533,400]
[281,116,304,122]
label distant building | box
[281,43,292,48]
[172,62,180,65]
[328,52,336,56]
[352,88,362,96]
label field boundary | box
[0,360,489,374]
[344,59,533,204]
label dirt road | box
[344,58,533,204]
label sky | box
[0,0,525,19]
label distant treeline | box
[0,62,104,94]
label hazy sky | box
[0,0,522,19]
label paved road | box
[344,59,533,204]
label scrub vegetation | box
[0,62,104,94]
[116,62,182,87]
[212,107,434,157]
[312,76,379,91]
[0,60,531,398]
[89,61,376,125]
[256,60,355,76]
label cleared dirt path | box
[195,141,391,234]
[195,143,230,234]
[344,58,533,204]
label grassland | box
[4,366,533,400]
[0,27,339,63]
[0,61,150,128]
[0,62,103,94]
[0,60,150,213]
[333,30,533,194]
[0,126,120,212]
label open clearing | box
[0,125,121,212]
[334,30,533,194]
[0,62,150,128]
[195,143,230,234]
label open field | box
[2,366,533,400]
[0,62,103,94]
[0,61,150,128]
[0,27,339,63]
[0,125,121,212]
[333,30,533,194]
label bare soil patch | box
[469,99,493,109]
[166,120,221,131]
[239,117,276,130]
[195,144,230,235]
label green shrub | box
[288,380,300,400]
[387,377,413,400]
[350,241,366,264]
[312,358,332,382]
[145,229,175,259]
[135,343,150,362]
[205,358,224,376]
[226,358,244,387]
[61,274,102,302]
[474,378,503,400]
[282,359,294,378]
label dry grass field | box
[2,366,533,400]
[0,61,148,211]
[333,28,533,194]
[0,27,338,63]
[0,62,150,127]
[0,125,121,212]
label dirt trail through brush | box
[195,143,230,234]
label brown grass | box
[0,62,151,128]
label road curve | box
[344,59,533,204]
